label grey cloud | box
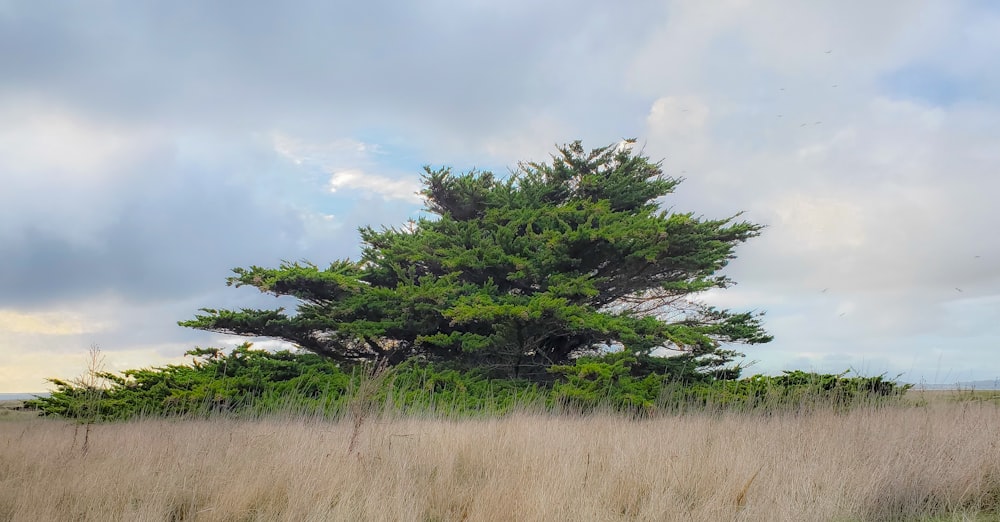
[3,145,324,307]
[0,1,662,142]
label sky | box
[2,1,998,392]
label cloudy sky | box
[2,1,998,392]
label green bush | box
[24,345,911,421]
[655,370,912,413]
[548,352,664,413]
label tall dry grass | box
[1,402,998,521]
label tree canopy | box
[180,140,770,380]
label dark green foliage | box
[26,344,347,420]
[549,352,665,413]
[25,345,911,421]
[180,141,770,379]
[658,371,914,413]
[25,344,545,420]
[547,355,912,414]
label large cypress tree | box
[180,141,770,379]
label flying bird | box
[825,50,833,54]
[955,287,964,292]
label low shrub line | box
[25,344,911,421]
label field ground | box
[904,389,1000,407]
[2,397,1000,521]
[0,400,35,422]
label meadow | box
[2,392,999,521]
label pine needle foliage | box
[180,141,771,379]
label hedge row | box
[25,344,911,420]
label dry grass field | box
[1,397,999,522]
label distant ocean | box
[0,393,49,401]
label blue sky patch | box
[882,64,966,106]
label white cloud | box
[630,2,1000,383]
[328,169,422,203]
[0,344,191,393]
[212,337,299,353]
[270,133,379,168]
[471,113,572,166]
[268,132,424,203]
[0,100,143,178]
[0,99,167,244]
[646,96,711,165]
[296,211,343,250]
[0,309,112,336]
[771,193,866,252]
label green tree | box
[180,140,770,380]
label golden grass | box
[906,389,1000,408]
[0,401,36,422]
[1,402,999,521]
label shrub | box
[24,345,911,420]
